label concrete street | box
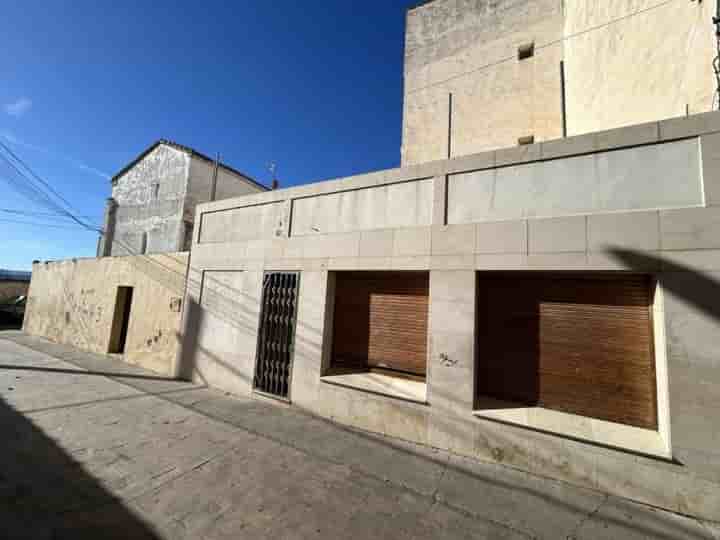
[1,331,718,540]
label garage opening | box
[476,273,657,430]
[109,286,134,354]
[330,271,429,378]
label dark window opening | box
[518,135,535,146]
[140,232,148,255]
[475,272,657,430]
[183,221,194,251]
[109,286,134,354]
[518,42,535,61]
[331,271,429,378]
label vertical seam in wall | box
[657,210,662,253]
[287,199,295,238]
[447,93,453,160]
[584,215,589,262]
[698,137,707,207]
[525,219,530,256]
[443,175,449,226]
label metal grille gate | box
[253,272,300,399]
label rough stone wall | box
[402,0,564,165]
[0,281,30,304]
[23,253,188,376]
[110,145,190,255]
[564,0,716,136]
[402,0,717,164]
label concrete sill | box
[321,371,427,405]
[473,398,672,460]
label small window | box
[151,183,160,200]
[518,135,535,146]
[518,42,535,61]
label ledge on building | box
[473,396,671,460]
[321,368,427,405]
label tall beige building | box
[402,0,717,165]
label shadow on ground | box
[0,392,160,539]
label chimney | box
[271,179,280,190]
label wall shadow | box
[610,247,720,322]
[0,394,160,539]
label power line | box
[0,208,100,220]
[0,218,96,230]
[0,142,103,233]
[406,0,680,95]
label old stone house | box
[98,140,267,256]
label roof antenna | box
[269,162,279,190]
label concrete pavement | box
[0,330,718,539]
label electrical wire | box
[0,218,95,230]
[0,208,100,220]
[0,143,103,233]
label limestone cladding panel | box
[23,253,187,376]
[183,270,262,396]
[291,180,434,236]
[447,139,703,223]
[199,202,286,244]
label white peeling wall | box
[111,145,190,255]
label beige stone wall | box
[179,113,720,522]
[23,253,188,376]
[402,0,717,164]
[402,0,564,165]
[564,0,716,136]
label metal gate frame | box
[252,271,301,402]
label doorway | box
[109,286,134,354]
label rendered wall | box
[180,113,720,522]
[402,0,716,165]
[24,253,187,376]
[184,156,266,231]
[402,0,564,165]
[564,0,716,136]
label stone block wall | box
[180,112,720,521]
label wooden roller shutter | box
[332,272,429,376]
[476,273,657,430]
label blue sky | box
[1,1,418,270]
